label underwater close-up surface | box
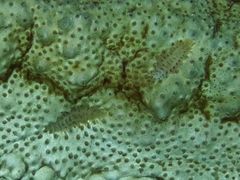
[0,0,240,179]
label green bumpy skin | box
[0,0,240,180]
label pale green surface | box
[0,0,239,179]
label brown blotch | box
[221,113,240,123]
[204,55,213,81]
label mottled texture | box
[0,0,240,180]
